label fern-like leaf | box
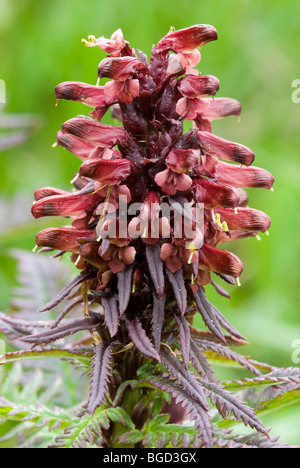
[151,292,165,352]
[146,377,214,448]
[199,378,269,436]
[174,312,191,369]
[160,346,208,410]
[125,316,160,362]
[165,268,187,315]
[21,314,101,345]
[102,295,120,337]
[88,343,114,415]
[117,265,134,316]
[193,288,226,342]
[146,244,165,299]
[38,271,95,313]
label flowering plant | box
[1,25,299,449]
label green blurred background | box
[0,0,299,444]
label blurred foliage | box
[0,0,299,444]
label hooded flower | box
[30,27,274,440]
[34,23,273,316]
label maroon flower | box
[176,75,220,120]
[82,28,127,57]
[29,26,274,441]
[79,158,133,185]
[33,23,274,319]
[156,24,218,53]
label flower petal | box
[192,178,240,208]
[36,227,92,253]
[216,207,271,232]
[32,192,101,218]
[62,118,127,148]
[79,158,133,185]
[178,75,220,98]
[156,24,218,53]
[197,131,255,166]
[198,244,244,277]
[211,160,274,189]
[98,56,147,81]
[55,82,116,108]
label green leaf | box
[146,414,170,432]
[53,406,107,448]
[118,430,143,445]
[204,350,273,372]
[0,398,74,430]
[257,388,300,418]
[0,349,93,366]
[223,367,300,391]
[106,407,135,430]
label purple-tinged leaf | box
[88,343,114,415]
[146,244,165,299]
[152,292,166,352]
[146,377,214,448]
[211,303,246,341]
[215,431,294,449]
[266,367,300,383]
[189,326,248,347]
[165,268,187,315]
[0,313,51,340]
[199,378,269,436]
[51,297,84,329]
[211,280,231,300]
[117,265,134,316]
[102,295,120,337]
[174,312,191,369]
[0,348,93,366]
[160,346,208,410]
[193,288,226,343]
[190,339,216,382]
[21,314,101,345]
[215,273,236,285]
[118,430,143,445]
[197,339,262,377]
[38,272,95,313]
[125,316,161,362]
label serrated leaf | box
[160,347,208,410]
[197,339,263,377]
[146,413,170,431]
[256,388,300,418]
[125,316,160,362]
[88,343,114,415]
[146,244,165,299]
[118,429,143,445]
[152,292,165,352]
[0,399,74,430]
[165,268,187,315]
[53,407,106,448]
[211,303,246,341]
[38,271,95,313]
[146,377,214,448]
[214,429,294,448]
[174,312,191,369]
[199,378,268,436]
[193,288,226,342]
[190,340,216,382]
[102,295,120,337]
[21,314,101,345]
[106,407,135,430]
[0,349,93,366]
[117,265,134,316]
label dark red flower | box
[156,24,218,53]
